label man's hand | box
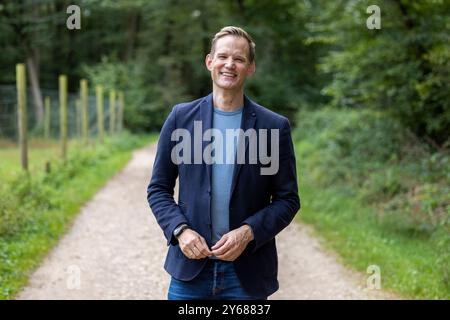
[211,225,254,261]
[178,229,213,259]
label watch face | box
[175,225,185,237]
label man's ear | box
[247,61,256,77]
[205,54,213,71]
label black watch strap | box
[173,224,189,238]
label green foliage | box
[0,0,328,131]
[312,0,450,144]
[295,108,450,298]
[295,108,449,231]
[0,188,29,238]
[1,1,448,140]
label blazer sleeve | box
[147,105,189,246]
[242,118,301,252]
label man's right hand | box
[177,229,213,259]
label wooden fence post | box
[16,63,28,171]
[109,89,116,135]
[59,75,68,161]
[75,98,82,138]
[96,85,104,142]
[80,79,88,144]
[118,91,124,132]
[44,96,51,140]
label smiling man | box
[147,26,300,300]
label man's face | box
[206,35,255,92]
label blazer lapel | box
[200,93,213,188]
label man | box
[147,26,300,300]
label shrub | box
[295,108,449,234]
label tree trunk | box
[27,0,44,125]
[124,11,139,62]
[26,49,44,125]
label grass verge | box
[0,133,156,299]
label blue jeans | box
[167,259,267,300]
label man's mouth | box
[220,72,237,78]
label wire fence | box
[1,64,125,175]
[0,84,116,143]
[0,85,18,141]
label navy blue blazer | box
[147,93,300,297]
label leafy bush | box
[314,0,450,144]
[0,188,28,237]
[295,108,449,234]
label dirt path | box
[17,145,396,300]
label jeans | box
[167,259,267,300]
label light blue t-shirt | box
[211,106,243,245]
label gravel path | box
[17,145,396,300]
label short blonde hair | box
[210,26,256,62]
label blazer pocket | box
[176,245,186,259]
[171,244,185,259]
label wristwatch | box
[173,224,189,239]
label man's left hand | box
[211,225,254,261]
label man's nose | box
[225,58,235,69]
